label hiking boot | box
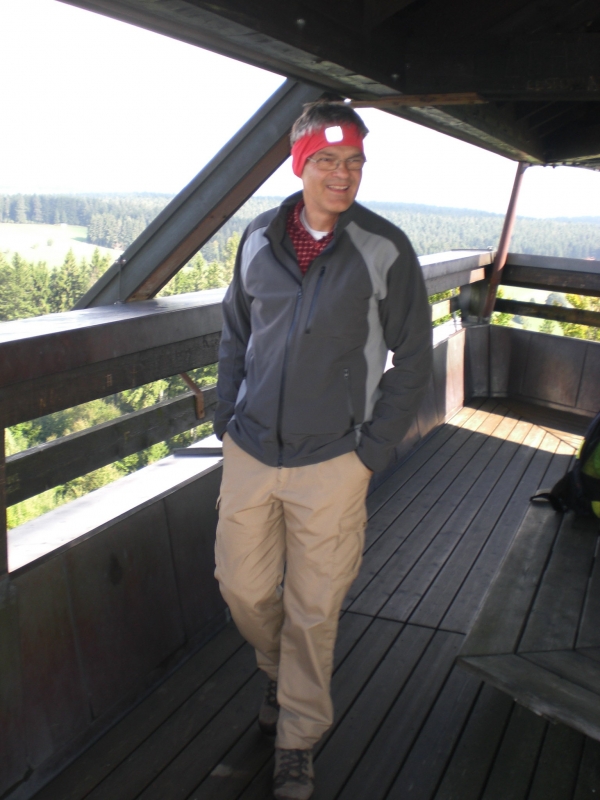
[258,679,279,736]
[273,748,314,800]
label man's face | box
[301,144,363,219]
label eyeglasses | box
[306,155,366,171]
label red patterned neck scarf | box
[286,200,334,275]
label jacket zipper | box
[304,265,326,333]
[344,368,355,428]
[277,287,303,466]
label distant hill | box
[1,192,599,261]
[222,197,600,261]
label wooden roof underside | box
[61,0,600,168]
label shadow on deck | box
[32,400,600,800]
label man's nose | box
[332,160,351,176]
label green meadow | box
[0,222,120,268]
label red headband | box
[291,123,365,177]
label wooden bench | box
[458,502,600,740]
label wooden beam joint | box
[350,92,487,108]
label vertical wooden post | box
[0,429,7,575]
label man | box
[214,100,432,799]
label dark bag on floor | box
[531,410,600,518]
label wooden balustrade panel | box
[5,387,218,506]
[494,298,600,328]
[0,291,224,390]
[0,333,220,428]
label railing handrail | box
[506,252,600,275]
[502,254,600,298]
[0,251,493,377]
[0,288,226,390]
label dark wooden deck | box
[32,400,600,800]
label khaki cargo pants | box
[214,433,371,750]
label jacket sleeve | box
[213,229,252,440]
[357,234,433,472]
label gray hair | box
[290,100,369,145]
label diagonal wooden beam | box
[76,79,322,306]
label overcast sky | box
[2,0,600,219]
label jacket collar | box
[268,191,360,240]
[265,192,361,280]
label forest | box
[0,193,169,250]
[1,192,598,528]
[2,192,600,258]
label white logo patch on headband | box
[324,126,344,143]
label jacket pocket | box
[343,368,355,428]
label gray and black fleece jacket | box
[214,192,433,473]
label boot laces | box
[275,749,311,783]
[265,679,279,708]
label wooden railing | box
[2,248,598,574]
[0,289,224,573]
[494,253,600,328]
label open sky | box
[2,0,600,219]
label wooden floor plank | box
[32,623,244,800]
[365,401,491,518]
[85,645,258,800]
[577,646,600,663]
[365,414,474,519]
[233,759,273,800]
[527,722,584,800]
[577,536,600,650]
[135,671,264,800]
[235,619,412,800]
[442,433,562,635]
[331,610,373,668]
[479,703,546,800]
[384,666,480,800]
[409,423,548,630]
[573,737,600,799]
[502,398,588,448]
[434,684,514,800]
[350,408,513,617]
[518,514,598,653]
[336,630,464,800]
[189,729,272,800]
[190,616,402,800]
[312,624,434,800]
[380,417,528,623]
[360,403,503,556]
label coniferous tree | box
[31,195,44,223]
[559,294,600,341]
[49,250,90,312]
[0,254,39,320]
[13,195,27,224]
[89,247,112,282]
[223,232,240,284]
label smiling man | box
[214,101,432,799]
